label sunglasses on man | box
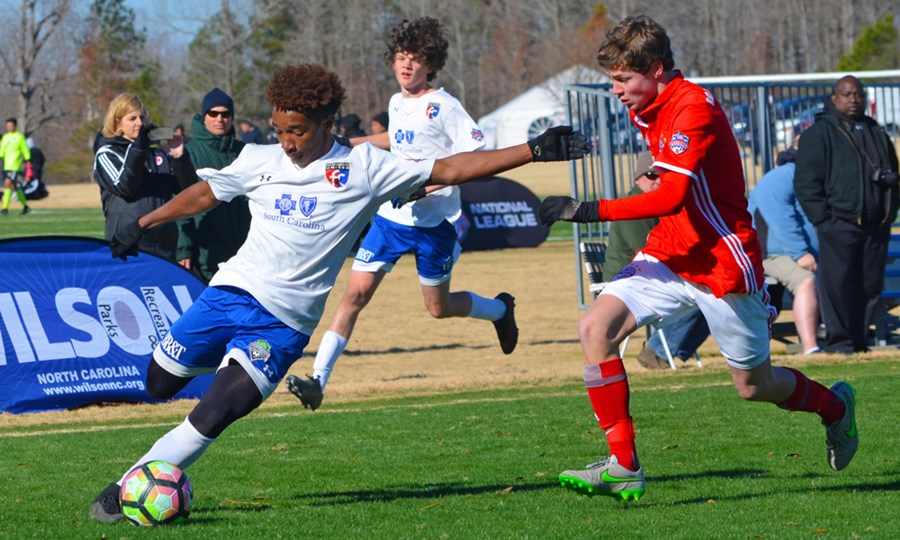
[207,110,233,119]
[640,170,659,180]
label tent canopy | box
[478,65,607,149]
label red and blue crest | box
[325,162,350,188]
[471,128,484,142]
[669,131,690,155]
[426,102,441,119]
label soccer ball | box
[120,460,193,526]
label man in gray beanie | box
[176,87,249,281]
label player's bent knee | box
[145,361,191,400]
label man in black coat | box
[794,75,900,353]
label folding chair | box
[579,241,700,369]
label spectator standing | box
[176,87,250,281]
[93,93,194,261]
[239,119,264,144]
[370,111,389,135]
[603,152,710,369]
[0,118,32,215]
[749,141,820,354]
[795,75,899,353]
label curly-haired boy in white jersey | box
[287,18,518,410]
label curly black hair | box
[265,64,345,124]
[383,17,448,82]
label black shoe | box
[0,209,7,215]
[21,206,29,215]
[492,293,518,355]
[285,374,324,411]
[89,482,124,523]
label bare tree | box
[0,0,71,135]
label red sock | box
[583,358,638,470]
[779,367,845,424]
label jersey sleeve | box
[442,103,486,154]
[359,144,433,202]
[197,145,256,202]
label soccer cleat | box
[89,482,124,523]
[0,209,7,215]
[825,381,858,471]
[21,206,30,215]
[559,455,646,501]
[492,293,518,355]
[285,374,323,411]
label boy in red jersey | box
[540,15,858,501]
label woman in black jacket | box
[93,93,193,261]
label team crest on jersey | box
[299,196,317,217]
[248,340,271,362]
[669,131,690,155]
[325,162,350,188]
[426,102,441,119]
[471,128,484,142]
[275,194,297,215]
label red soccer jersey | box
[598,73,764,297]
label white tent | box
[478,65,607,149]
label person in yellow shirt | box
[0,118,32,214]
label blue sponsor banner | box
[0,237,212,414]
[456,177,549,250]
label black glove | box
[539,196,600,226]
[134,124,152,149]
[110,220,147,261]
[527,126,590,162]
[391,187,427,209]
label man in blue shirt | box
[749,141,820,354]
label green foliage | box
[185,6,256,119]
[837,12,900,71]
[0,359,896,537]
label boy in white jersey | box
[287,17,517,410]
[89,63,588,523]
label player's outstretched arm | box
[110,182,220,260]
[428,126,587,186]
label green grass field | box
[2,359,896,538]
[0,208,104,240]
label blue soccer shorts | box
[152,285,310,399]
[351,214,462,286]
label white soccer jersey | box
[377,88,485,227]
[199,141,433,334]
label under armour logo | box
[260,174,272,182]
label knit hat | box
[633,151,655,181]
[201,87,234,117]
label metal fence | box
[566,71,900,309]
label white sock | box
[117,418,215,484]
[465,292,506,321]
[312,331,348,391]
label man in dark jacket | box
[794,75,900,353]
[176,88,250,281]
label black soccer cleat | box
[89,482,124,523]
[285,374,324,411]
[492,293,518,355]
